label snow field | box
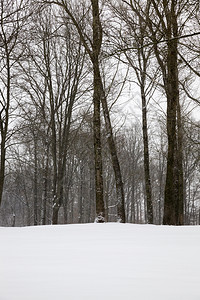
[0,223,200,300]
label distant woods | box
[0,0,199,226]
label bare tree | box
[17,9,87,224]
[110,1,160,223]
[119,0,185,224]
[43,0,126,222]
[0,0,31,207]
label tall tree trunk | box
[141,84,153,224]
[92,56,126,223]
[0,137,6,207]
[175,99,184,225]
[93,61,104,221]
[42,153,49,225]
[33,133,38,225]
[52,163,65,224]
[163,0,179,224]
[92,0,105,222]
[163,65,178,224]
[78,164,84,223]
[99,77,126,223]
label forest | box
[0,0,199,227]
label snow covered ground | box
[1,223,200,300]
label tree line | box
[0,0,199,226]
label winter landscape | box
[1,1,200,299]
[1,223,200,300]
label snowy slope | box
[0,223,200,300]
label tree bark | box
[91,0,105,222]
[42,154,49,225]
[100,82,126,223]
[33,133,38,225]
[0,135,6,206]
[163,0,180,225]
[141,87,153,224]
[92,0,125,222]
[93,61,105,221]
[175,99,184,225]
